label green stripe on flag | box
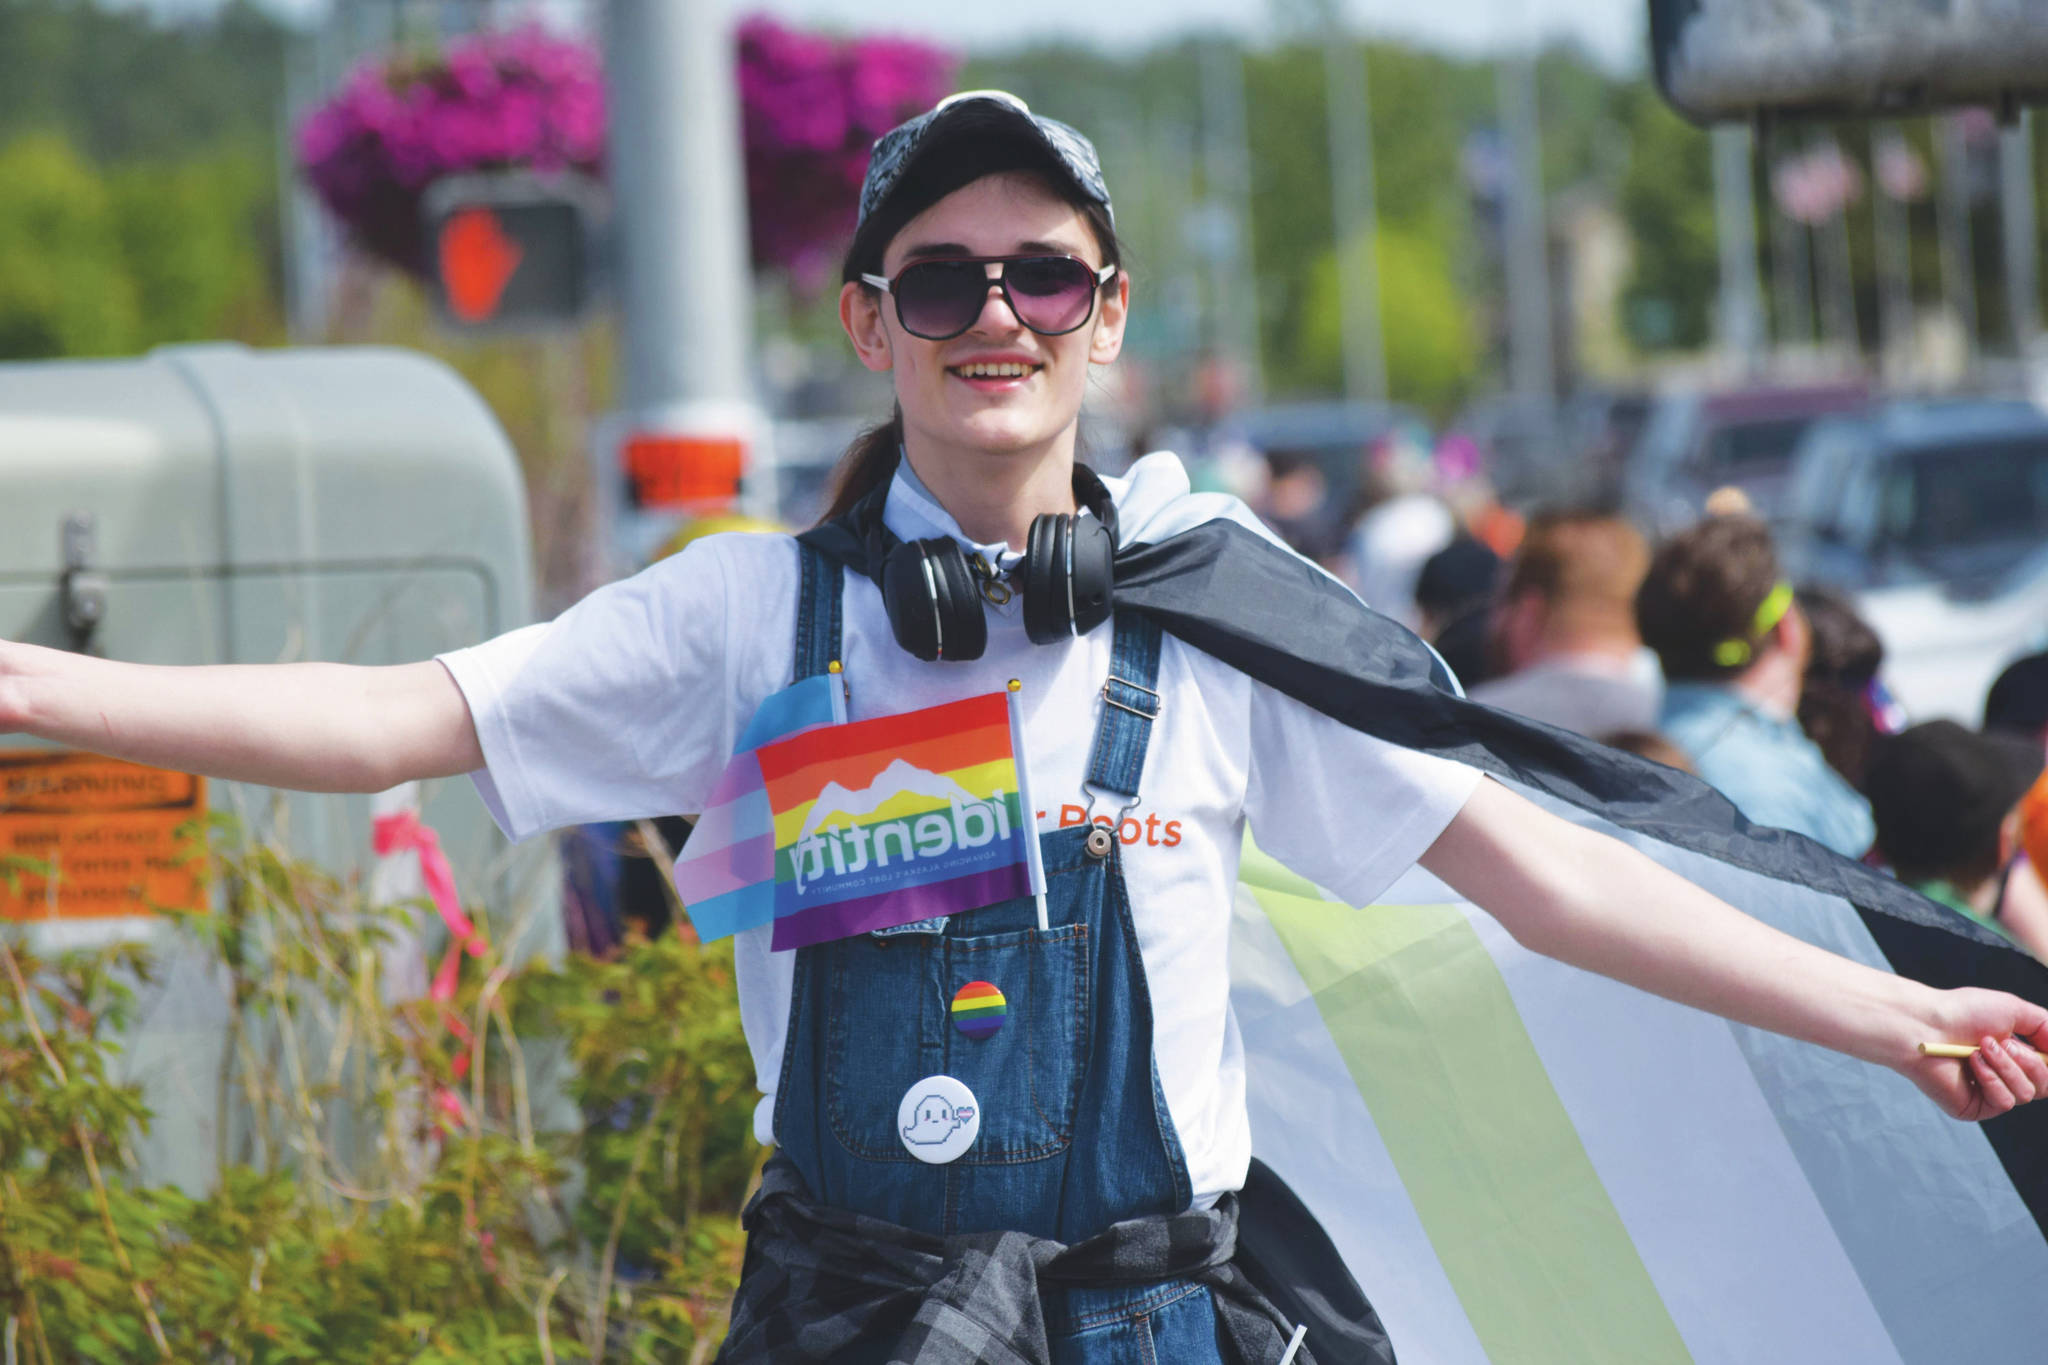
[1242,847,1691,1364]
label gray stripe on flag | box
[1552,791,2048,1365]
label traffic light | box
[422,173,602,331]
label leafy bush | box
[0,816,758,1362]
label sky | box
[151,0,1649,72]
[752,0,1647,70]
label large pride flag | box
[673,685,1045,951]
[1236,811,2048,1363]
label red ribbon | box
[374,808,485,1131]
[372,809,484,1003]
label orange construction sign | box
[0,751,208,920]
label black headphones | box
[835,464,1118,662]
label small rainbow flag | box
[757,691,1043,950]
[671,685,1045,951]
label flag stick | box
[1007,679,1049,933]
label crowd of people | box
[1235,431,2048,961]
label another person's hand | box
[1908,987,2048,1120]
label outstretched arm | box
[0,639,483,794]
[1419,776,2048,1121]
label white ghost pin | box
[897,1074,982,1164]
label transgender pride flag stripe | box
[672,674,842,942]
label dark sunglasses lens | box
[1004,257,1098,333]
[894,260,988,338]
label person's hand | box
[1908,987,2048,1121]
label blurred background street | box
[8,2,2048,1356]
[6,0,2043,719]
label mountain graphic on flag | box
[797,759,982,843]
[671,685,1045,950]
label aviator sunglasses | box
[861,254,1118,341]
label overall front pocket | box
[824,922,1091,1163]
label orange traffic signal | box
[438,208,526,323]
[422,174,599,331]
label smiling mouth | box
[948,361,1041,380]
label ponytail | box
[818,407,903,523]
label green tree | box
[0,133,139,359]
[0,0,286,162]
[109,139,282,350]
[0,1,289,361]
[1617,86,1716,351]
[0,129,284,361]
[1294,223,1479,413]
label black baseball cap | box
[1866,720,2044,877]
[1415,536,1503,620]
[1985,650,2048,739]
[857,91,1114,235]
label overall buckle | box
[1100,673,1161,720]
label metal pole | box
[1160,111,1203,366]
[1325,35,1387,402]
[1496,50,1554,403]
[1711,124,1765,375]
[1936,113,1980,365]
[601,0,765,552]
[1872,128,1915,378]
[279,35,332,344]
[1200,41,1264,405]
[2000,110,2041,355]
[1818,196,1859,356]
[1766,127,1814,352]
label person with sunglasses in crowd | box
[5,93,2048,1364]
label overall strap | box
[793,544,844,683]
[1084,612,1163,802]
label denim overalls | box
[767,547,1224,1359]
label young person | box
[1468,509,1660,737]
[3,93,2046,1363]
[1867,720,2048,958]
[1637,511,1876,858]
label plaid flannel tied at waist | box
[717,1157,1312,1365]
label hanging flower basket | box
[736,18,956,289]
[296,19,954,289]
[297,26,605,278]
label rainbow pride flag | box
[757,691,1043,950]
[671,685,1044,950]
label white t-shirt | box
[439,451,1482,1208]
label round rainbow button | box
[951,980,1007,1039]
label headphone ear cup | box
[927,540,987,660]
[880,539,987,661]
[880,540,944,662]
[1068,515,1115,637]
[1022,513,1069,645]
